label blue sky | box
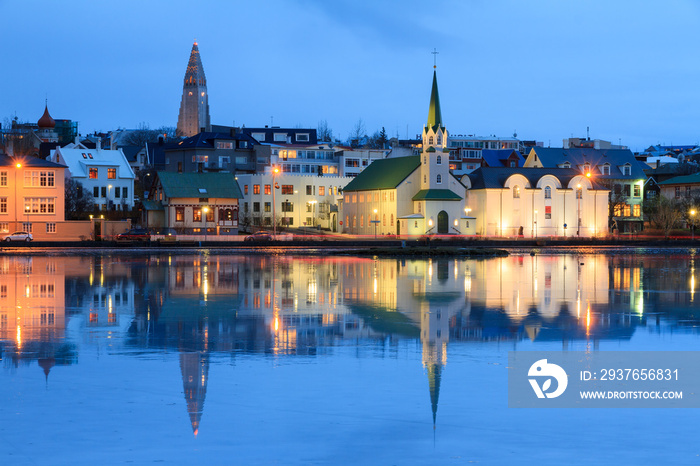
[2,0,699,151]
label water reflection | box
[2,252,700,433]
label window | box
[253,202,260,212]
[623,184,631,197]
[306,185,313,195]
[360,215,364,228]
[675,187,681,199]
[122,187,128,199]
[193,208,202,222]
[175,207,184,222]
[601,164,610,175]
[0,197,5,213]
[545,206,552,219]
[622,165,631,176]
[633,204,641,217]
[273,133,287,142]
[437,155,442,165]
[46,223,56,233]
[0,171,6,186]
[264,185,271,195]
[22,223,32,232]
[0,222,7,232]
[383,214,386,226]
[513,186,520,198]
[345,159,359,168]
[107,168,116,179]
[436,174,442,184]
[319,186,325,196]
[647,191,657,200]
[296,133,310,142]
[253,185,260,195]
[544,186,551,199]
[206,209,214,222]
[576,187,582,199]
[244,185,249,195]
[634,184,641,197]
[429,136,434,145]
[437,135,442,145]
[114,187,121,198]
[424,175,426,183]
[423,156,426,164]
[93,186,99,198]
[264,202,271,213]
[623,204,631,217]
[101,187,107,198]
[687,186,692,198]
[89,168,98,179]
[282,201,293,212]
[216,141,233,149]
[244,202,249,213]
[281,185,294,195]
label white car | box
[3,231,33,242]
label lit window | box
[513,186,520,198]
[89,168,98,179]
[107,168,116,179]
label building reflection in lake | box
[3,252,700,432]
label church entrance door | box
[437,211,449,234]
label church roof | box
[412,189,462,201]
[342,156,420,192]
[184,41,206,87]
[426,70,443,132]
[156,172,243,199]
[466,167,604,189]
[38,104,56,128]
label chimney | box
[110,133,115,150]
[96,137,101,150]
[158,136,164,146]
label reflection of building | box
[180,352,209,436]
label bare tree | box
[317,120,333,142]
[123,123,177,147]
[645,196,683,238]
[65,178,94,220]
[349,119,366,147]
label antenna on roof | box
[432,48,439,69]
[587,126,590,141]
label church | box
[341,68,470,236]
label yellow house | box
[0,155,66,239]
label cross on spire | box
[432,48,439,69]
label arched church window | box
[437,134,442,145]
[513,186,520,198]
[437,174,442,184]
[429,136,434,145]
[544,186,551,199]
[437,155,442,165]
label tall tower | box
[419,68,450,191]
[176,41,211,137]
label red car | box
[116,228,151,241]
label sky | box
[2,0,700,152]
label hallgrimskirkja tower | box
[176,41,211,137]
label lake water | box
[2,249,700,465]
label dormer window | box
[561,162,571,169]
[81,153,87,159]
[601,164,610,175]
[583,163,591,173]
[622,164,631,176]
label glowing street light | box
[272,166,279,237]
[373,208,378,239]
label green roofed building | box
[341,68,469,236]
[146,172,243,235]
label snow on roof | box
[51,147,135,179]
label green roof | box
[157,172,243,199]
[412,189,462,201]
[343,156,420,192]
[658,173,700,185]
[427,70,443,131]
[142,200,164,211]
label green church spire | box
[427,70,443,131]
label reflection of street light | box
[272,166,279,237]
[309,200,317,228]
[203,206,209,242]
[534,209,538,238]
[294,190,299,229]
[691,209,696,240]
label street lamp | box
[272,166,279,237]
[691,209,696,240]
[14,162,22,232]
[202,206,209,243]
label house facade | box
[145,172,243,235]
[463,167,610,237]
[0,155,66,239]
[51,146,135,211]
[524,147,646,233]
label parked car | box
[244,231,273,242]
[116,228,151,241]
[3,231,33,242]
